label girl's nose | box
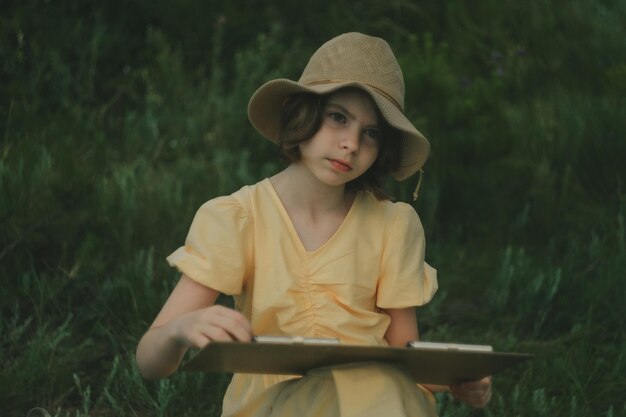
[340,129,360,153]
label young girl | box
[136,32,492,416]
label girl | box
[136,32,492,416]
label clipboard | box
[181,337,531,385]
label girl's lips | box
[328,159,352,172]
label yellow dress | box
[167,178,439,417]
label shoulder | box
[196,194,247,220]
[193,181,270,227]
[197,180,268,215]
[360,191,421,226]
[357,192,424,245]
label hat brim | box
[247,79,430,181]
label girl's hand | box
[450,376,492,408]
[170,304,253,349]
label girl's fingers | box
[186,321,237,348]
[204,307,253,342]
[210,305,254,334]
[450,376,492,408]
[203,325,237,342]
[204,316,252,342]
[189,333,212,349]
[173,305,253,348]
[182,305,253,346]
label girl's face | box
[298,89,380,188]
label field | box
[1,1,625,416]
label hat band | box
[304,79,403,112]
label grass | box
[1,0,625,416]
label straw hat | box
[247,32,430,181]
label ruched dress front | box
[167,178,439,417]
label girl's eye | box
[328,112,346,124]
[364,128,379,142]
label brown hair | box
[277,89,402,200]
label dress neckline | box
[262,178,360,255]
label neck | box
[270,163,352,213]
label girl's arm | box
[382,306,419,347]
[383,307,448,393]
[136,274,253,380]
[383,307,492,408]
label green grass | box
[2,0,625,416]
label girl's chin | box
[313,174,351,188]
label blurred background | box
[1,0,625,416]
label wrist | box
[165,319,190,350]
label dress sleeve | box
[165,195,253,295]
[376,203,438,309]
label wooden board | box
[181,340,531,385]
